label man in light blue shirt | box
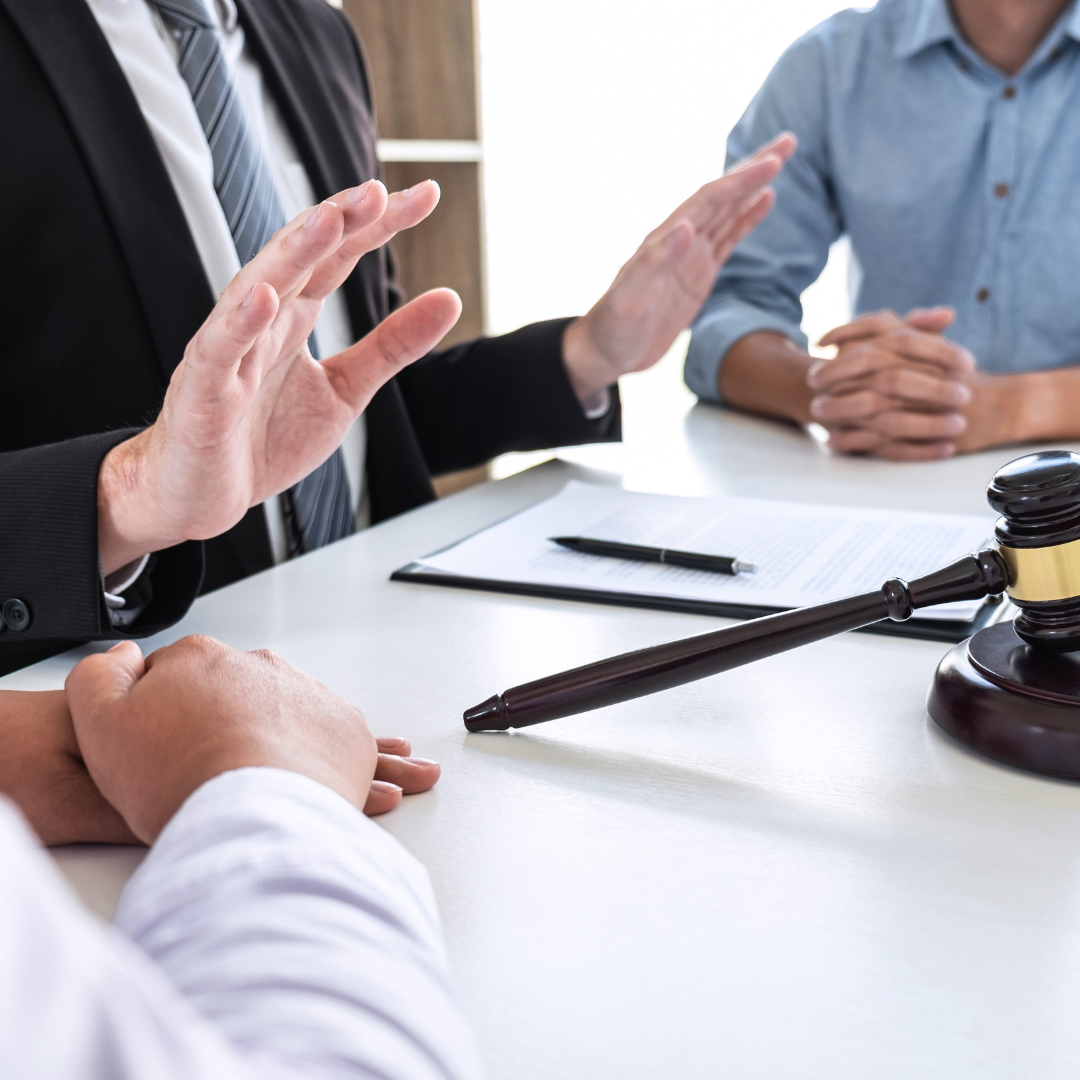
[687,0,1080,460]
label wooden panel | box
[343,0,489,492]
[384,160,485,348]
[432,463,491,496]
[342,0,478,140]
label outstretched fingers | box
[181,282,280,389]
[708,188,775,262]
[322,288,462,412]
[661,157,781,245]
[303,180,442,301]
[215,198,349,315]
[691,132,795,232]
[732,131,798,173]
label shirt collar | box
[1066,1,1080,44]
[893,0,957,60]
[214,0,239,33]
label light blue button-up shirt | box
[686,0,1080,403]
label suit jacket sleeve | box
[0,432,203,671]
[395,318,622,477]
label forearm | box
[1011,366,1080,443]
[398,319,620,474]
[718,331,815,423]
[97,431,183,578]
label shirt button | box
[976,287,991,302]
[2,598,31,632]
[958,58,971,73]
[994,183,1010,198]
[1003,85,1017,99]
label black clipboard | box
[390,561,1007,644]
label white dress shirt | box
[85,0,369,563]
[0,767,484,1078]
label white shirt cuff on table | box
[581,386,612,420]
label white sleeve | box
[116,767,485,1080]
[0,769,484,1080]
[0,797,260,1079]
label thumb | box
[323,288,462,412]
[817,309,903,348]
[65,641,146,727]
[903,306,955,332]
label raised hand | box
[561,134,797,403]
[807,308,977,460]
[97,180,461,575]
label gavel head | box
[988,450,1080,651]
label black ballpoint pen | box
[550,536,756,576]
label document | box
[414,482,995,621]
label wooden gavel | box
[464,451,1080,779]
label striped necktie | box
[151,0,354,555]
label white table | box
[8,379,1080,1079]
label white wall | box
[476,0,855,350]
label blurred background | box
[478,0,852,341]
[342,0,856,483]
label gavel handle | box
[463,547,1009,731]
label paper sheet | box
[416,482,995,621]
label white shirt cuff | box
[581,386,612,420]
[103,554,152,611]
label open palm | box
[100,180,460,572]
[562,134,796,400]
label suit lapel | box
[0,0,213,382]
[233,0,378,201]
[237,0,436,522]
[235,0,388,337]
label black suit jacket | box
[0,434,204,675]
[0,0,620,624]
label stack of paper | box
[409,482,995,622]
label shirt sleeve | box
[0,796,262,1079]
[0,433,204,668]
[116,767,485,1080]
[104,554,153,629]
[0,769,484,1080]
[684,30,843,404]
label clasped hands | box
[805,308,1020,461]
[2,636,424,846]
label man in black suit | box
[0,0,792,842]
[0,0,792,614]
[2,184,456,841]
[0,144,791,843]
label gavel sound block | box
[929,451,1080,776]
[464,451,1080,780]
